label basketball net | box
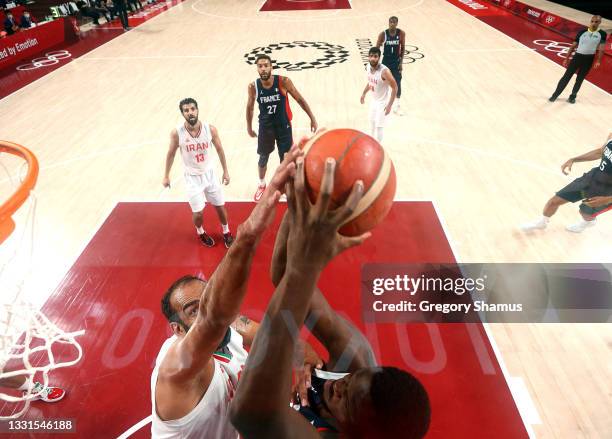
[0,141,84,419]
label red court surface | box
[446,0,612,93]
[0,202,528,438]
[260,0,351,12]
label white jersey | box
[177,122,214,175]
[367,63,391,104]
[150,328,248,439]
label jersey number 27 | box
[267,105,277,114]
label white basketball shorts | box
[369,101,388,128]
[184,168,225,212]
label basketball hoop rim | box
[0,141,39,243]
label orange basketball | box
[302,129,396,236]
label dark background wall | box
[550,1,611,20]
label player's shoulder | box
[598,29,607,38]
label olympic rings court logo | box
[16,50,72,71]
[532,40,571,58]
[244,41,350,71]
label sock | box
[222,223,229,234]
[541,216,551,224]
[376,127,384,143]
[196,226,205,234]
[259,179,265,186]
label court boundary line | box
[431,199,537,438]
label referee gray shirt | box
[575,29,607,55]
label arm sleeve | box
[574,29,585,43]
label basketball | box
[302,129,396,236]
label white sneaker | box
[521,218,548,231]
[565,219,596,233]
[393,105,404,116]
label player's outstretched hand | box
[162,177,171,188]
[360,94,365,105]
[561,158,574,175]
[222,171,230,185]
[241,145,303,240]
[285,156,371,273]
[247,127,258,138]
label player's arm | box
[169,147,302,381]
[399,30,406,71]
[360,81,371,104]
[282,76,318,132]
[230,157,368,438]
[563,40,578,66]
[246,82,257,138]
[271,212,376,373]
[375,31,384,48]
[163,129,179,187]
[561,140,606,175]
[382,68,398,113]
[594,32,606,68]
[210,125,230,185]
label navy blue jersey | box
[599,140,612,175]
[382,28,402,66]
[256,75,293,126]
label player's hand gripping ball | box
[301,129,396,236]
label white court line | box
[430,200,538,439]
[81,55,219,60]
[116,415,152,439]
[394,135,566,177]
[447,47,536,52]
[192,0,426,22]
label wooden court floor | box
[0,0,611,437]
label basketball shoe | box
[254,183,266,202]
[199,231,215,247]
[566,218,596,233]
[223,232,234,249]
[28,382,66,403]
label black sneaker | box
[548,95,558,102]
[567,96,576,104]
[223,232,234,249]
[199,232,215,247]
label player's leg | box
[549,56,580,101]
[567,186,611,232]
[204,168,233,248]
[371,103,387,143]
[568,56,593,103]
[391,66,403,115]
[521,184,580,231]
[255,125,276,201]
[186,174,215,246]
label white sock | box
[222,223,229,234]
[376,127,384,143]
[540,216,551,224]
[259,179,265,186]
[196,226,205,234]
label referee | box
[549,15,606,104]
